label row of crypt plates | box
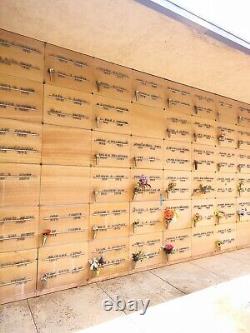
[1,164,250,205]
[1,221,250,304]
[1,76,250,132]
[1,117,250,166]
[1,198,250,251]
[0,29,250,125]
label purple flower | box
[139,175,148,186]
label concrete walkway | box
[1,248,250,333]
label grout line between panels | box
[27,299,40,333]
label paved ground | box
[1,248,250,333]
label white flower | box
[89,258,100,271]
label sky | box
[169,0,250,43]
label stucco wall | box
[0,0,249,103]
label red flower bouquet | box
[163,243,174,255]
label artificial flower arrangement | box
[166,127,173,138]
[132,220,140,233]
[237,208,247,222]
[165,182,177,198]
[238,164,243,172]
[238,115,243,123]
[200,184,213,194]
[237,180,244,197]
[217,163,222,172]
[215,240,222,251]
[92,225,98,239]
[164,208,178,229]
[217,133,226,143]
[95,153,100,165]
[133,175,151,200]
[192,213,203,227]
[92,225,106,239]
[89,256,105,276]
[194,184,213,195]
[48,67,55,81]
[163,243,175,257]
[238,140,243,148]
[42,229,51,246]
[132,251,145,266]
[214,210,226,225]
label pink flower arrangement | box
[163,243,174,255]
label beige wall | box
[0,0,249,103]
